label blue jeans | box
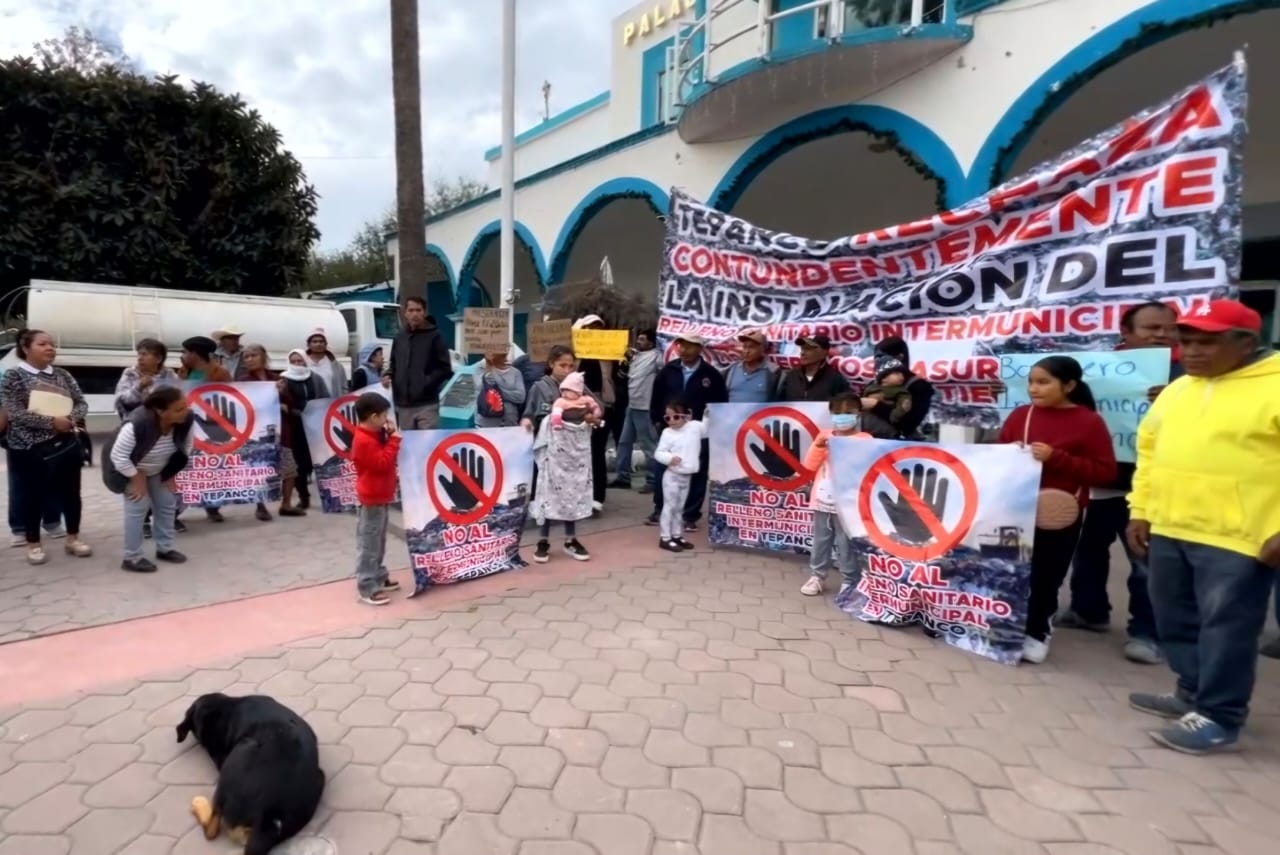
[615,410,657,487]
[1068,496,1158,641]
[123,475,178,560]
[7,463,61,535]
[809,510,857,584]
[1148,535,1274,730]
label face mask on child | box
[831,414,859,431]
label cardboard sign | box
[572,328,629,360]
[527,319,573,361]
[462,308,511,355]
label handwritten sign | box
[572,329,629,361]
[462,308,511,355]
[527,319,573,361]
[997,349,1172,462]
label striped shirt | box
[109,422,193,476]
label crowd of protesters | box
[4,295,1276,757]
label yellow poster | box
[571,329,629,360]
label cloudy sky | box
[0,0,635,249]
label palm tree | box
[390,0,428,308]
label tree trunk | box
[390,0,428,308]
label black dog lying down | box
[177,693,325,855]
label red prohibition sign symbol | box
[734,405,819,492]
[857,446,979,564]
[324,394,362,461]
[426,432,505,526]
[188,384,256,456]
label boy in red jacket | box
[351,393,402,605]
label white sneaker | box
[44,525,66,539]
[10,533,26,548]
[591,500,604,513]
[1021,636,1051,664]
[800,576,824,596]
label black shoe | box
[637,485,654,495]
[205,508,225,523]
[255,504,273,522]
[608,479,632,489]
[659,539,683,552]
[121,557,158,573]
[533,540,551,564]
[174,518,188,534]
[156,549,187,564]
[644,514,660,526]
[298,495,311,510]
[564,539,590,561]
[683,520,699,532]
[674,538,695,550]
[143,522,153,540]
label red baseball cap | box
[1176,300,1262,334]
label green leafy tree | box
[0,33,319,303]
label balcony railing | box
[669,0,951,124]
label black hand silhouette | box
[877,464,950,545]
[750,421,803,479]
[193,394,238,444]
[438,447,487,511]
[332,402,356,452]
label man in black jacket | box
[778,334,850,402]
[387,296,454,429]
[646,334,728,529]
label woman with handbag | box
[998,356,1117,664]
[0,329,92,565]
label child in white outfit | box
[652,399,706,552]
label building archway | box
[969,0,1280,196]
[456,220,548,350]
[709,103,967,238]
[548,178,669,287]
[550,179,668,306]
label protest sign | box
[398,426,533,594]
[463,308,511,355]
[527,319,573,361]
[706,402,831,552]
[302,384,396,512]
[174,382,281,508]
[571,328,629,360]
[828,439,1041,665]
[997,349,1171,461]
[656,61,1243,426]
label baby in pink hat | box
[549,371,602,429]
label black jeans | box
[651,437,709,524]
[7,461,60,533]
[590,421,608,504]
[1148,535,1273,731]
[1026,515,1084,641]
[8,445,82,542]
[538,519,577,539]
[1068,496,1158,641]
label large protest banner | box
[302,384,396,513]
[398,427,533,595]
[997,349,1171,462]
[174,382,281,508]
[656,61,1243,426]
[828,438,1041,665]
[706,402,832,552]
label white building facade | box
[395,0,1280,350]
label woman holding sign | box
[998,356,1116,665]
[242,345,305,518]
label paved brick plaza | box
[1,460,1279,854]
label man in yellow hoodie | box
[1126,299,1280,755]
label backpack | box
[477,374,505,419]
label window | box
[655,69,668,124]
[1240,284,1279,348]
[374,306,402,339]
[340,308,357,333]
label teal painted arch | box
[425,243,456,291]
[546,178,670,285]
[964,0,1279,201]
[454,219,550,308]
[707,102,970,214]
